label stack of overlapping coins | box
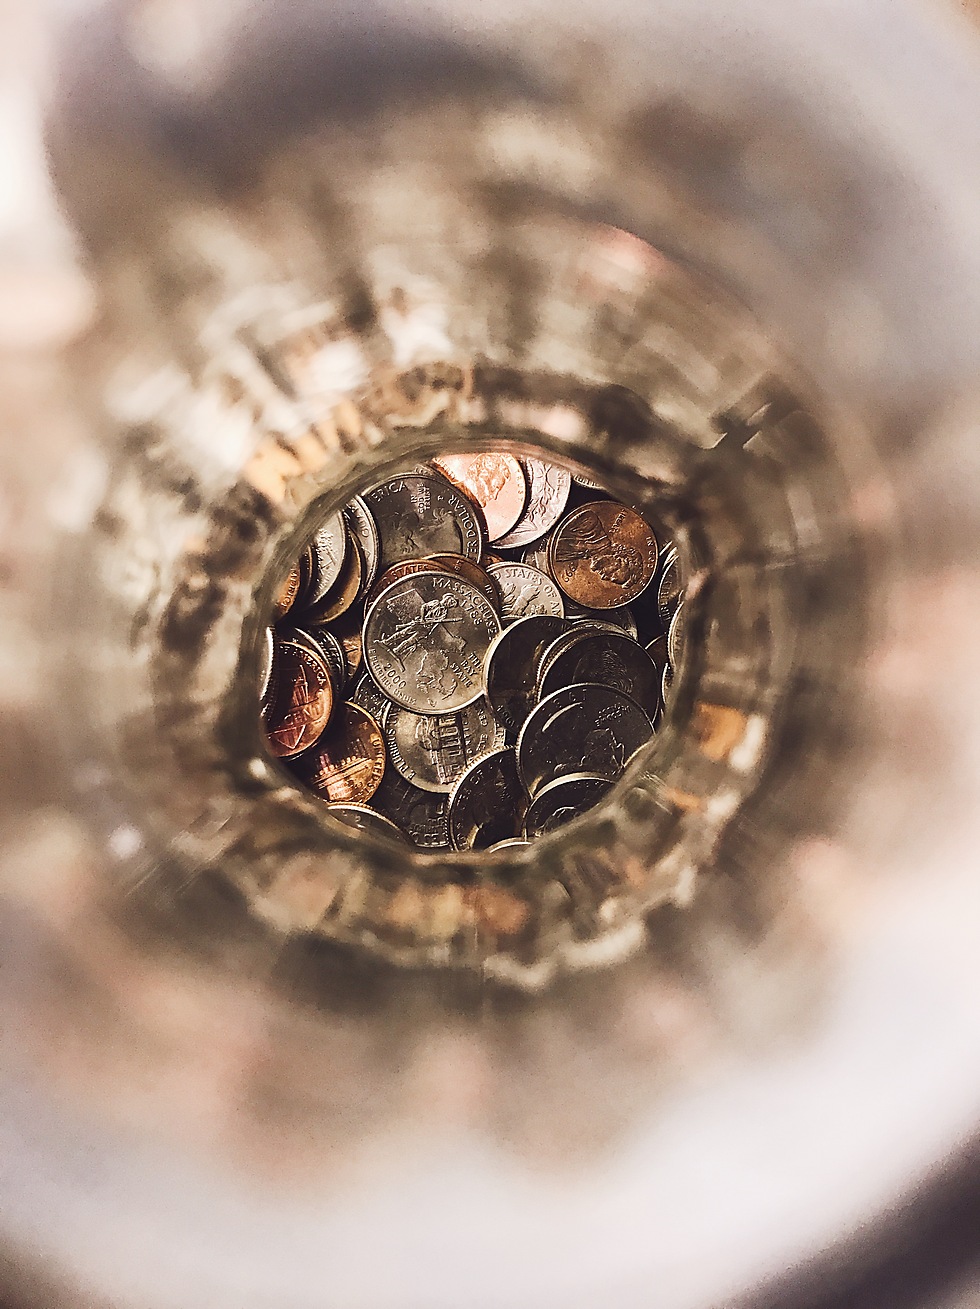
[259,452,685,850]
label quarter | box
[537,627,662,720]
[308,511,348,603]
[494,457,572,549]
[382,697,506,794]
[483,614,568,735]
[364,473,484,572]
[485,562,564,623]
[516,683,654,795]
[524,773,612,837]
[371,770,452,849]
[448,748,525,850]
[326,803,410,846]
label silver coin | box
[371,770,452,849]
[657,545,682,630]
[349,670,392,723]
[520,537,552,573]
[534,622,621,693]
[538,628,662,721]
[343,495,380,593]
[382,697,505,794]
[485,562,564,623]
[662,661,674,705]
[448,748,525,850]
[516,683,654,796]
[493,458,572,549]
[301,625,348,695]
[483,614,568,735]
[326,803,410,846]
[524,773,612,838]
[572,472,606,491]
[363,474,483,573]
[487,837,533,853]
[364,572,501,713]
[668,601,686,669]
[564,600,638,638]
[308,511,348,603]
[259,626,275,707]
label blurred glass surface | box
[2,1,980,1307]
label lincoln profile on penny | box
[552,508,643,587]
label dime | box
[425,553,500,608]
[364,572,501,713]
[494,458,572,549]
[262,635,334,758]
[564,600,638,639]
[485,562,564,623]
[349,670,392,723]
[382,697,506,794]
[364,474,483,572]
[301,625,348,695]
[657,545,682,630]
[537,628,662,720]
[303,535,364,623]
[668,601,686,669]
[549,500,658,608]
[516,683,654,795]
[483,614,568,735]
[524,773,612,837]
[448,748,525,850]
[308,511,348,603]
[430,452,527,542]
[371,770,452,849]
[327,803,410,846]
[259,625,275,708]
[273,560,302,620]
[292,702,386,804]
[343,496,380,593]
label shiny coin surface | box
[537,628,662,720]
[301,625,348,695]
[483,614,568,735]
[273,560,303,620]
[662,662,674,704]
[304,535,363,623]
[326,803,409,846]
[517,683,654,795]
[364,573,501,713]
[382,698,506,794]
[367,558,446,608]
[550,500,658,608]
[431,452,527,542]
[329,607,363,680]
[263,636,334,758]
[293,703,386,804]
[485,562,564,623]
[668,601,686,669]
[657,545,682,630]
[308,511,348,603]
[371,770,451,849]
[494,458,572,549]
[520,537,552,573]
[448,748,525,850]
[364,474,483,572]
[343,496,380,593]
[564,600,638,639]
[524,773,612,837]
[259,626,275,707]
[486,838,533,853]
[349,670,392,723]
[425,553,500,608]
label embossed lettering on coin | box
[263,636,333,758]
[485,562,564,623]
[431,453,527,542]
[371,770,451,849]
[550,500,658,608]
[494,458,572,549]
[537,627,662,720]
[294,703,386,804]
[308,511,348,603]
[517,683,653,795]
[273,560,302,620]
[383,698,505,794]
[364,474,483,572]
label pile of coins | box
[259,451,685,850]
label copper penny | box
[431,453,527,543]
[292,703,386,804]
[273,560,302,620]
[549,500,658,609]
[263,635,334,758]
[303,536,363,623]
[424,553,500,608]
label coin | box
[550,500,658,608]
[364,474,483,572]
[662,662,674,704]
[668,601,686,669]
[262,635,334,758]
[349,670,392,723]
[303,535,363,623]
[273,560,302,620]
[486,838,533,853]
[343,496,380,593]
[448,748,525,850]
[301,625,348,695]
[483,614,568,735]
[364,572,501,713]
[524,773,612,837]
[259,626,275,707]
[367,558,447,608]
[329,607,364,679]
[430,452,528,542]
[485,562,564,623]
[516,683,654,795]
[382,698,506,794]
[327,803,410,846]
[537,627,662,720]
[494,457,572,549]
[308,511,348,603]
[657,545,682,630]
[424,553,500,608]
[292,702,386,804]
[520,538,552,573]
[564,600,638,639]
[371,770,452,849]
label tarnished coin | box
[537,628,662,720]
[430,452,527,542]
[273,560,302,620]
[364,572,501,713]
[304,535,363,623]
[517,683,654,795]
[349,670,392,723]
[657,545,682,630]
[668,601,686,669]
[371,770,451,849]
[308,511,348,603]
[644,633,668,679]
[550,500,658,608]
[382,698,506,794]
[564,600,638,639]
[293,703,386,804]
[263,635,334,758]
[524,773,612,837]
[343,496,380,593]
[301,625,348,695]
[448,748,525,850]
[425,553,500,607]
[327,803,409,846]
[330,606,363,679]
[520,537,552,574]
[485,562,564,623]
[364,474,483,572]
[483,614,568,734]
[259,626,275,708]
[494,458,572,548]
